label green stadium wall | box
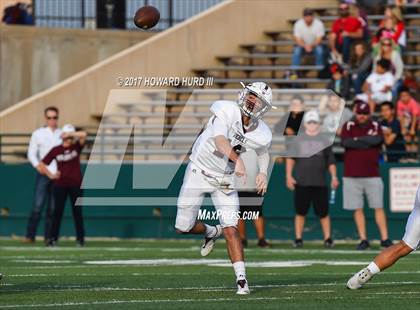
[0,163,416,241]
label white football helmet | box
[238,82,275,121]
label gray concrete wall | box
[0,25,154,110]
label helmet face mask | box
[238,82,273,122]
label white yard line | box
[1,246,418,255]
[2,281,419,293]
[2,295,420,309]
[4,270,420,277]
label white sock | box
[204,224,216,238]
[367,262,380,275]
[233,261,246,280]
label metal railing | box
[32,0,224,30]
[1,131,419,164]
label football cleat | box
[356,240,370,251]
[293,239,303,248]
[324,238,335,248]
[200,225,222,257]
[236,279,250,295]
[380,239,393,248]
[346,267,374,290]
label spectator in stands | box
[38,124,87,247]
[319,94,353,135]
[348,41,372,94]
[25,107,62,244]
[292,8,325,67]
[286,110,339,248]
[375,6,406,51]
[237,150,271,249]
[2,2,34,25]
[346,0,370,39]
[358,58,394,113]
[329,1,363,64]
[396,87,419,154]
[274,96,305,136]
[328,63,351,99]
[372,37,404,99]
[380,101,406,162]
[341,100,392,250]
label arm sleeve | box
[42,148,57,165]
[318,19,325,38]
[341,138,371,149]
[392,54,404,81]
[357,135,384,146]
[354,54,372,75]
[293,21,300,38]
[211,116,229,138]
[326,146,336,165]
[27,132,39,168]
[256,150,270,175]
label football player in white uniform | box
[347,185,420,289]
[175,82,274,295]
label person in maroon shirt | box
[37,124,87,247]
[329,2,363,64]
[341,100,392,251]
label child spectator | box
[380,101,406,162]
[396,87,419,154]
[359,58,394,113]
[328,63,351,99]
[348,41,372,94]
[38,124,87,247]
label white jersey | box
[402,185,420,250]
[189,100,272,178]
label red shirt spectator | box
[331,16,362,45]
[42,141,84,187]
[341,102,383,178]
[397,97,420,119]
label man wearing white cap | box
[286,110,339,248]
[37,124,87,246]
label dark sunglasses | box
[382,43,392,47]
[356,112,369,115]
[46,116,58,120]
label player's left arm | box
[255,147,270,195]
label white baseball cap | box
[62,124,75,133]
[303,110,320,124]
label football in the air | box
[134,6,160,30]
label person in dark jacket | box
[341,100,392,251]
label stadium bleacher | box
[72,2,419,163]
[0,1,419,164]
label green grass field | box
[0,239,419,309]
